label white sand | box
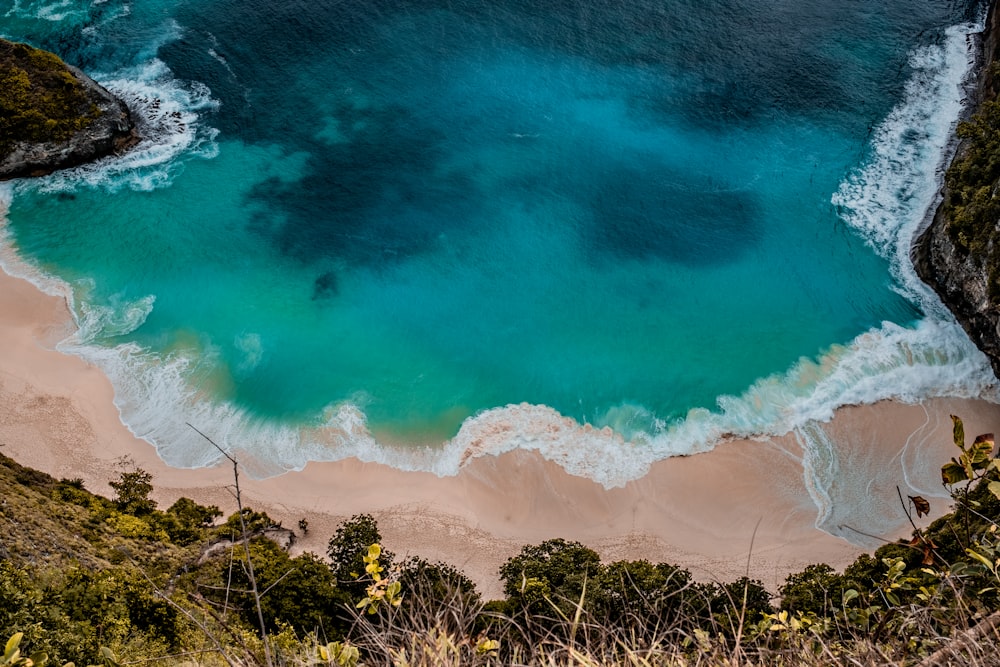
[2,268,998,599]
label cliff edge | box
[0,39,138,180]
[914,2,1000,379]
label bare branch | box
[188,422,274,667]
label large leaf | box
[988,480,1000,502]
[942,459,969,486]
[951,414,965,449]
[4,634,22,663]
[969,433,996,467]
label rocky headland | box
[914,2,1000,379]
[0,39,138,180]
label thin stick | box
[188,422,274,667]
[916,610,1000,667]
[131,560,238,667]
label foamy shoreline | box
[3,267,1000,598]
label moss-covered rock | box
[914,4,1000,380]
[0,39,138,179]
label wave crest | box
[0,14,996,499]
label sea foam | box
[3,0,86,23]
[802,15,997,531]
[0,11,997,500]
[34,56,219,194]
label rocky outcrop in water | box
[0,39,138,181]
[914,3,1000,380]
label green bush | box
[0,40,98,156]
[195,537,351,637]
[327,514,393,597]
[943,98,1000,301]
[779,563,847,616]
[589,559,711,631]
[219,507,278,538]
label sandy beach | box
[2,267,999,599]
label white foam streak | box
[1,14,997,502]
[4,0,85,22]
[35,57,219,193]
[72,289,156,341]
[832,21,978,310]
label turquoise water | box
[1,0,997,482]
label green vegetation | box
[2,417,1000,666]
[0,40,101,157]
[941,61,1000,304]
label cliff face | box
[914,2,1000,380]
[0,40,138,180]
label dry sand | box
[2,267,999,599]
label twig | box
[119,649,222,665]
[839,524,918,549]
[188,422,274,667]
[130,559,238,667]
[897,486,922,535]
[916,610,1000,666]
[732,517,763,660]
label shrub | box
[327,514,393,597]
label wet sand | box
[2,267,998,598]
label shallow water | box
[0,0,997,484]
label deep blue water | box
[0,0,996,482]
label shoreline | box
[3,267,1000,598]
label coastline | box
[3,267,999,598]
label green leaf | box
[952,414,965,449]
[966,549,995,570]
[842,589,859,606]
[28,652,47,667]
[5,635,23,663]
[989,481,1000,502]
[969,433,995,466]
[99,647,119,667]
[942,460,969,485]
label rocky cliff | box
[914,2,1000,380]
[0,39,138,180]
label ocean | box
[1,0,997,485]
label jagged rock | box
[0,41,139,180]
[915,205,1000,378]
[914,2,1000,380]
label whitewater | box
[1,0,997,490]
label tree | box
[398,556,480,618]
[499,539,602,617]
[108,461,156,516]
[154,497,222,545]
[589,559,707,630]
[327,514,393,597]
[219,508,276,537]
[779,563,846,616]
[203,538,351,637]
[709,576,773,634]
